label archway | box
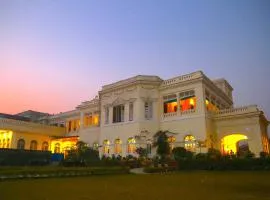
[221,134,248,155]
[127,137,136,154]
[103,139,110,154]
[114,138,122,154]
[184,135,196,151]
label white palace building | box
[0,71,269,157]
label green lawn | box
[1,171,270,200]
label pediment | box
[111,97,127,106]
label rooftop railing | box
[0,118,65,136]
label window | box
[17,139,25,150]
[205,98,219,112]
[0,140,2,148]
[145,102,153,119]
[42,142,49,151]
[30,140,38,150]
[105,107,109,124]
[114,139,122,154]
[54,143,61,153]
[164,99,177,113]
[184,135,196,151]
[127,137,136,154]
[113,105,125,123]
[168,136,176,151]
[84,114,92,127]
[179,90,196,111]
[103,140,110,154]
[129,103,133,121]
[163,94,177,113]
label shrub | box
[172,147,193,160]
[260,151,269,159]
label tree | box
[136,147,147,158]
[153,130,170,160]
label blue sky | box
[0,0,270,118]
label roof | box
[0,113,30,122]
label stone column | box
[80,112,84,129]
[124,103,129,122]
[109,106,113,124]
[176,93,180,115]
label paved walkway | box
[129,168,147,174]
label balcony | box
[163,109,196,119]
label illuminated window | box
[145,102,153,119]
[179,91,196,111]
[0,140,2,148]
[103,140,110,154]
[205,98,219,112]
[93,115,99,125]
[184,135,196,151]
[113,105,125,123]
[54,143,61,153]
[168,136,176,151]
[17,139,25,150]
[127,137,136,154]
[163,94,177,113]
[30,140,38,150]
[129,103,134,121]
[42,142,49,151]
[114,139,122,154]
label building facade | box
[0,71,269,157]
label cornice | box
[99,77,162,95]
[202,76,233,105]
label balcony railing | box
[161,71,203,87]
[213,105,259,117]
[163,109,196,119]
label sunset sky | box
[0,0,269,118]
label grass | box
[1,171,270,200]
[0,166,128,176]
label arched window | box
[54,143,61,153]
[30,140,38,150]
[127,137,136,154]
[168,136,176,151]
[184,135,196,151]
[103,140,110,154]
[114,139,122,154]
[42,142,49,151]
[17,139,25,150]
